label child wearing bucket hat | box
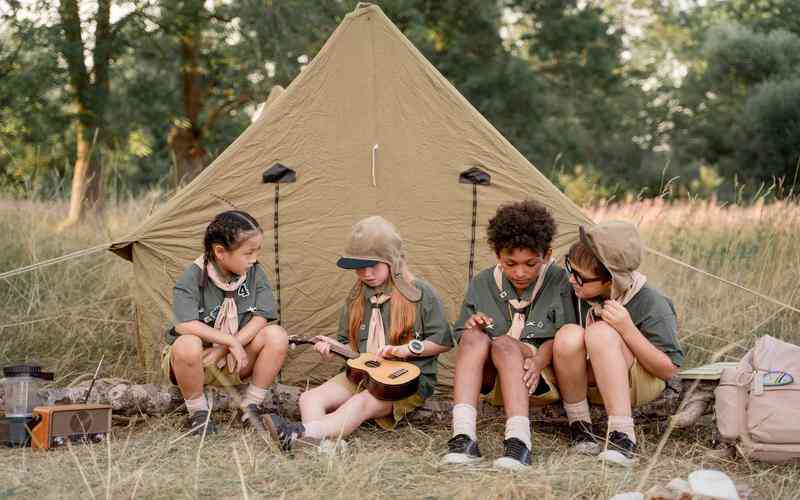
[444,200,578,470]
[264,216,453,450]
[553,220,684,466]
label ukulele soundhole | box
[388,368,408,379]
[365,360,381,368]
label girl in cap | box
[264,216,453,450]
[444,200,577,470]
[165,210,288,435]
[553,220,684,466]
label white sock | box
[185,395,209,416]
[505,416,531,450]
[607,415,636,444]
[564,399,591,425]
[452,403,477,441]
[303,421,324,440]
[240,384,268,409]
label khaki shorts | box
[485,365,561,408]
[329,372,424,430]
[587,358,666,407]
[160,344,245,387]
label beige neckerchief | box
[193,256,247,371]
[366,290,391,354]
[585,271,647,326]
[493,259,553,339]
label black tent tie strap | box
[459,167,491,282]
[263,163,298,325]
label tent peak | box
[352,2,382,17]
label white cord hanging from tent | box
[371,143,379,187]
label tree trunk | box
[57,0,111,229]
[60,122,103,229]
[169,30,208,186]
[168,123,207,186]
[0,377,717,427]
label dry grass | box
[1,196,799,499]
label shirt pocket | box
[522,304,563,340]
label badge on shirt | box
[237,283,250,298]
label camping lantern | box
[1,364,53,447]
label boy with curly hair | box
[443,200,577,469]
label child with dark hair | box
[553,220,683,466]
[163,210,289,435]
[444,200,577,470]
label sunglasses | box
[564,256,606,286]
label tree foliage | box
[1,0,798,207]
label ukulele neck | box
[290,337,359,359]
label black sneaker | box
[238,404,266,433]
[492,438,531,470]
[264,414,306,452]
[569,421,600,455]
[187,410,217,436]
[443,434,483,464]
[598,430,638,467]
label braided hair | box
[201,211,262,287]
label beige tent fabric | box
[111,4,592,386]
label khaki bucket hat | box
[337,216,421,302]
[579,220,643,300]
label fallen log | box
[0,377,717,427]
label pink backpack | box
[714,335,800,463]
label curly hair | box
[486,200,557,257]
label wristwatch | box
[408,339,425,356]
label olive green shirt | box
[580,284,684,367]
[453,264,577,346]
[168,262,278,345]
[335,279,453,400]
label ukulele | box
[288,336,421,401]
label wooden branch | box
[0,377,717,426]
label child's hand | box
[227,339,249,374]
[465,312,494,331]
[378,344,411,359]
[600,300,634,333]
[312,335,340,361]
[203,346,227,367]
[522,357,542,394]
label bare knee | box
[260,324,288,354]
[352,391,391,417]
[459,328,491,354]
[553,324,586,357]
[489,335,520,362]
[585,322,623,355]
[172,335,203,365]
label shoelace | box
[503,438,528,458]
[448,434,473,453]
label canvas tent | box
[111,3,592,386]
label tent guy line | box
[0,241,797,316]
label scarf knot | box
[493,259,553,340]
[366,292,392,353]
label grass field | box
[1,196,799,499]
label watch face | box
[409,339,424,354]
